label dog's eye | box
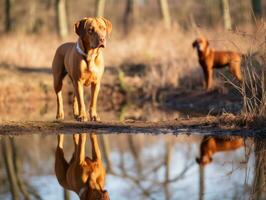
[99,26,105,31]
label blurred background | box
[0,0,265,119]
[0,0,265,117]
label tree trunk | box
[27,0,37,33]
[123,0,136,34]
[64,189,70,200]
[252,138,266,200]
[164,141,172,200]
[56,0,68,39]
[158,0,171,29]
[221,0,232,30]
[199,165,205,200]
[95,0,106,17]
[2,138,20,200]
[128,135,142,174]
[251,0,262,18]
[11,139,30,200]
[4,0,11,32]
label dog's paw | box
[56,113,64,120]
[76,115,88,122]
[90,114,100,121]
[89,110,100,121]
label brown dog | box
[196,136,244,166]
[192,36,242,90]
[55,133,109,200]
[52,17,112,121]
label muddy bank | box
[0,64,244,117]
[1,114,265,136]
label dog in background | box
[55,133,110,200]
[196,136,244,166]
[192,36,242,90]
[52,17,112,121]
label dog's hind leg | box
[52,53,67,120]
[73,95,79,119]
[55,134,71,189]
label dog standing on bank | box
[192,36,242,90]
[52,17,112,121]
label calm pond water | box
[0,100,265,200]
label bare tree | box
[95,0,106,17]
[251,0,262,19]
[27,0,37,33]
[64,189,70,200]
[199,165,205,200]
[4,0,11,32]
[123,0,137,34]
[164,141,172,200]
[158,0,171,29]
[252,138,266,200]
[56,0,68,38]
[221,0,232,30]
[2,138,20,200]
[1,138,41,200]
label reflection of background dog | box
[52,17,112,121]
[55,133,110,200]
[192,36,242,90]
[196,136,244,166]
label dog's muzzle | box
[98,38,106,48]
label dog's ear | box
[74,18,88,36]
[195,157,200,164]
[103,190,110,200]
[100,17,112,35]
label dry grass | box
[223,23,266,118]
[0,24,263,100]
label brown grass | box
[223,23,266,118]
[0,24,263,102]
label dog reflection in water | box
[196,136,244,166]
[55,133,110,200]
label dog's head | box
[86,189,110,200]
[192,36,209,52]
[75,17,112,49]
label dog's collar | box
[76,42,87,57]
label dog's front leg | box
[90,82,100,121]
[203,67,213,91]
[77,133,86,164]
[90,133,102,161]
[74,81,87,122]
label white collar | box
[76,42,87,57]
